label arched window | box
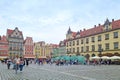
[92,54,95,57]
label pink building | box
[0,35,8,59]
[24,37,35,59]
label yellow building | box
[66,19,120,59]
[34,41,46,59]
[34,42,54,59]
[45,44,52,58]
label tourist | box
[7,58,11,69]
[19,57,24,72]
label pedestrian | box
[19,57,24,72]
[26,59,29,66]
[7,58,11,69]
[14,56,20,73]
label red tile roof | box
[80,25,103,37]
[7,28,23,36]
[7,29,13,35]
[72,32,77,38]
[112,19,120,29]
[70,19,120,38]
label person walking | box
[19,57,24,72]
[26,59,29,66]
[7,58,11,69]
[14,56,20,74]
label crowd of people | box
[1,56,120,73]
[1,56,30,73]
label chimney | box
[94,25,96,28]
[84,28,86,31]
[98,24,101,26]
[80,30,82,32]
[112,19,114,22]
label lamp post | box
[98,48,103,64]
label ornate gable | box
[10,27,23,39]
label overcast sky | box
[0,0,120,44]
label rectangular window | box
[77,47,79,53]
[73,48,75,53]
[77,40,79,45]
[67,42,68,47]
[73,41,75,46]
[114,32,118,38]
[98,44,102,50]
[98,35,101,41]
[92,45,95,51]
[69,42,71,46]
[91,37,95,42]
[81,39,83,44]
[105,43,109,50]
[86,46,89,51]
[114,42,118,49]
[105,34,109,40]
[81,47,83,52]
[86,38,89,43]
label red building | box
[24,37,35,59]
[0,35,8,59]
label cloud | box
[1,0,120,44]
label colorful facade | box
[34,41,46,59]
[51,44,59,57]
[45,44,52,58]
[24,37,35,58]
[0,35,8,59]
[6,27,24,58]
[58,40,66,56]
[66,19,120,58]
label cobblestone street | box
[0,63,120,80]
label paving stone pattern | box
[0,63,120,80]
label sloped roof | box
[7,28,23,36]
[70,19,120,38]
[112,19,120,29]
[80,25,103,37]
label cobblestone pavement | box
[0,63,120,80]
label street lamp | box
[98,48,103,64]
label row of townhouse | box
[0,27,58,59]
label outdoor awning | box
[0,56,8,58]
[91,56,100,59]
[24,54,35,58]
[110,56,120,59]
[101,56,110,59]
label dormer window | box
[106,26,109,31]
[104,19,111,31]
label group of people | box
[6,56,29,72]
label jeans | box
[19,64,24,71]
